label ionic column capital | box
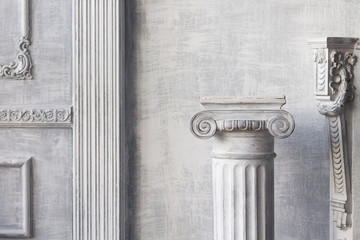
[190,97,295,140]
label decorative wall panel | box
[0,0,32,80]
[0,158,32,238]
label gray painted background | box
[126,0,360,239]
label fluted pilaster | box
[73,1,126,239]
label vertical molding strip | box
[73,0,126,239]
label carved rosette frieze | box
[190,110,295,140]
[309,37,358,234]
[0,107,72,127]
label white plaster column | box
[190,96,295,240]
[308,37,358,240]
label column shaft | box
[212,131,274,240]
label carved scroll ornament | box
[0,36,32,79]
[0,0,32,80]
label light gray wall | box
[127,0,360,239]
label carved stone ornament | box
[190,96,295,240]
[309,37,358,236]
[317,51,356,116]
[0,0,32,80]
[190,110,294,140]
[0,107,72,128]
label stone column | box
[190,96,295,240]
[308,37,358,240]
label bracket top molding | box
[190,96,295,139]
[308,37,359,49]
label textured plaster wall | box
[127,0,360,239]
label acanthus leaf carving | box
[317,51,356,116]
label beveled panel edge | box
[0,158,32,238]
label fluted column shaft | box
[190,96,295,240]
[212,131,274,240]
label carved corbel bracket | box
[309,37,358,231]
[0,0,32,80]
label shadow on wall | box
[125,0,139,239]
